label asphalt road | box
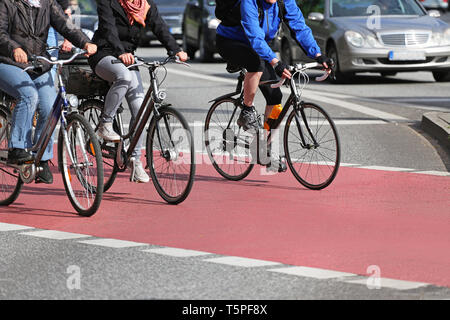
[1,23,450,301]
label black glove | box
[316,55,334,68]
[274,61,289,78]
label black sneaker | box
[35,160,53,184]
[7,148,34,164]
[237,106,261,132]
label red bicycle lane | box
[0,161,449,287]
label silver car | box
[278,0,450,83]
[420,0,448,12]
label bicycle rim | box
[0,106,22,205]
[284,103,340,190]
[204,99,254,181]
[147,107,195,204]
[79,100,118,192]
[59,114,104,216]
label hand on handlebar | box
[273,60,292,80]
[175,51,188,62]
[13,48,28,64]
[83,43,97,57]
[119,53,135,66]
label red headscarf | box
[118,0,150,27]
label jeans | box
[47,26,59,81]
[0,64,57,161]
[95,56,145,157]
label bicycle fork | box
[293,104,320,149]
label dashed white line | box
[343,277,429,290]
[268,266,356,280]
[78,238,148,248]
[413,171,450,177]
[357,166,416,172]
[142,247,213,257]
[19,230,91,240]
[0,223,34,232]
[204,256,281,267]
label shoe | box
[128,157,150,183]
[35,160,53,184]
[266,155,287,173]
[7,148,34,164]
[97,122,120,142]
[237,106,261,132]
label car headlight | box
[366,35,382,48]
[208,18,220,29]
[345,31,364,48]
[431,29,450,46]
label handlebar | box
[23,50,88,72]
[270,62,331,88]
[111,55,190,69]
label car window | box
[297,0,325,17]
[329,0,426,17]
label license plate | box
[388,51,426,61]
[170,27,182,35]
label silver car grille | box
[379,32,430,47]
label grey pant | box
[95,56,145,157]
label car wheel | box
[432,70,450,82]
[281,39,293,65]
[327,44,353,84]
[182,32,196,59]
[199,31,214,62]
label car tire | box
[199,31,214,62]
[182,32,197,60]
[281,39,293,65]
[327,44,353,84]
[432,70,450,82]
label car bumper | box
[339,44,450,73]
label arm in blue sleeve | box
[240,0,277,63]
[283,0,321,59]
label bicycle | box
[79,56,195,204]
[204,62,340,190]
[0,50,104,216]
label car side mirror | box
[428,10,441,18]
[308,12,325,22]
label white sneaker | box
[129,157,150,183]
[97,122,120,142]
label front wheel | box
[58,113,104,216]
[284,103,340,190]
[146,106,195,204]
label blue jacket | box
[216,0,321,63]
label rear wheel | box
[204,99,254,181]
[0,104,23,205]
[79,99,119,192]
[58,113,104,216]
[284,103,340,190]
[147,106,195,204]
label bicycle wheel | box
[204,99,254,181]
[58,113,104,216]
[147,106,195,204]
[284,103,340,190]
[0,105,23,205]
[79,99,118,192]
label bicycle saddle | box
[226,63,242,74]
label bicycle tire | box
[79,99,118,192]
[0,105,23,205]
[284,103,340,190]
[204,98,254,181]
[58,113,104,216]
[146,106,195,204]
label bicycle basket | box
[62,64,110,97]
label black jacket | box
[0,0,90,75]
[89,0,181,70]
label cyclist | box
[215,0,332,172]
[0,0,97,183]
[89,0,188,183]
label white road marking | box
[268,266,356,279]
[142,247,213,257]
[413,171,450,177]
[343,277,429,290]
[0,223,34,232]
[78,238,148,248]
[204,256,281,267]
[357,166,415,172]
[19,230,91,240]
[167,67,409,122]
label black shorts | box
[216,34,282,106]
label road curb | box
[421,112,450,151]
